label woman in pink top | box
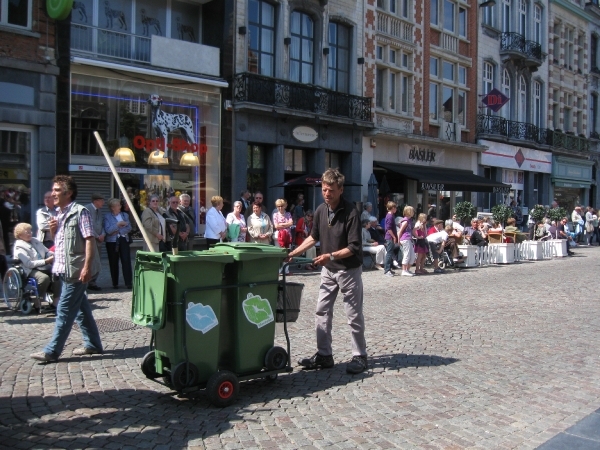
[413,213,429,274]
[272,198,293,248]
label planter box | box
[489,243,515,264]
[457,245,478,267]
[548,239,568,257]
[523,241,544,260]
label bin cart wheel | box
[141,351,160,379]
[171,362,199,391]
[19,298,33,315]
[264,346,288,371]
[206,371,239,407]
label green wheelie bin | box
[211,243,287,375]
[131,250,234,390]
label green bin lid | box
[166,250,235,263]
[212,242,287,261]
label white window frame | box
[431,57,439,77]
[534,5,542,45]
[431,0,439,25]
[458,65,466,85]
[518,0,526,38]
[443,0,455,33]
[502,0,511,34]
[377,45,383,60]
[517,75,526,122]
[533,81,542,127]
[430,83,439,121]
[501,69,511,119]
[390,49,396,65]
[458,7,467,38]
[0,0,32,29]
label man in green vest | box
[30,175,103,362]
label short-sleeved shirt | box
[53,202,94,275]
[311,197,362,271]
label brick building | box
[0,0,58,220]
[363,0,505,221]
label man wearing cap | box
[84,193,105,291]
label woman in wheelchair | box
[13,222,54,309]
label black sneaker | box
[298,352,334,370]
[346,355,368,374]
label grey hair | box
[179,193,190,201]
[233,200,242,208]
[369,216,377,222]
[364,202,372,209]
[445,219,453,227]
[148,194,160,204]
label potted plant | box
[488,204,516,263]
[524,204,547,260]
[528,204,547,223]
[491,204,513,227]
[453,201,476,226]
[547,206,567,224]
[547,206,569,257]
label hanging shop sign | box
[69,164,148,174]
[480,140,552,173]
[481,88,509,112]
[292,126,319,143]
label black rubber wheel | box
[206,371,239,407]
[264,346,288,371]
[3,267,22,310]
[162,375,174,389]
[140,351,159,379]
[19,298,33,315]
[170,362,199,391]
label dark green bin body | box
[131,250,233,383]
[212,243,286,374]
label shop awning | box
[375,162,512,194]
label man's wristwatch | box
[329,253,335,261]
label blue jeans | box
[384,239,395,273]
[43,278,103,358]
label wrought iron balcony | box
[547,131,590,152]
[233,72,372,122]
[500,32,544,67]
[476,114,548,145]
[477,115,590,152]
[71,23,151,64]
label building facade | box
[585,0,600,205]
[223,0,373,211]
[476,0,554,213]
[363,0,506,221]
[0,0,58,223]
[61,0,227,235]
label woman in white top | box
[13,222,54,308]
[225,201,248,242]
[205,195,228,247]
[247,201,273,244]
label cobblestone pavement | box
[1,247,600,449]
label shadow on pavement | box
[1,352,458,447]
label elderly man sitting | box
[426,220,448,273]
[362,219,386,269]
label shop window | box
[247,144,266,193]
[0,128,31,211]
[328,22,350,93]
[71,72,221,222]
[325,151,340,169]
[0,0,31,28]
[171,1,200,43]
[248,0,276,76]
[284,148,306,172]
[290,11,314,84]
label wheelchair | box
[2,258,55,315]
[424,248,461,270]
